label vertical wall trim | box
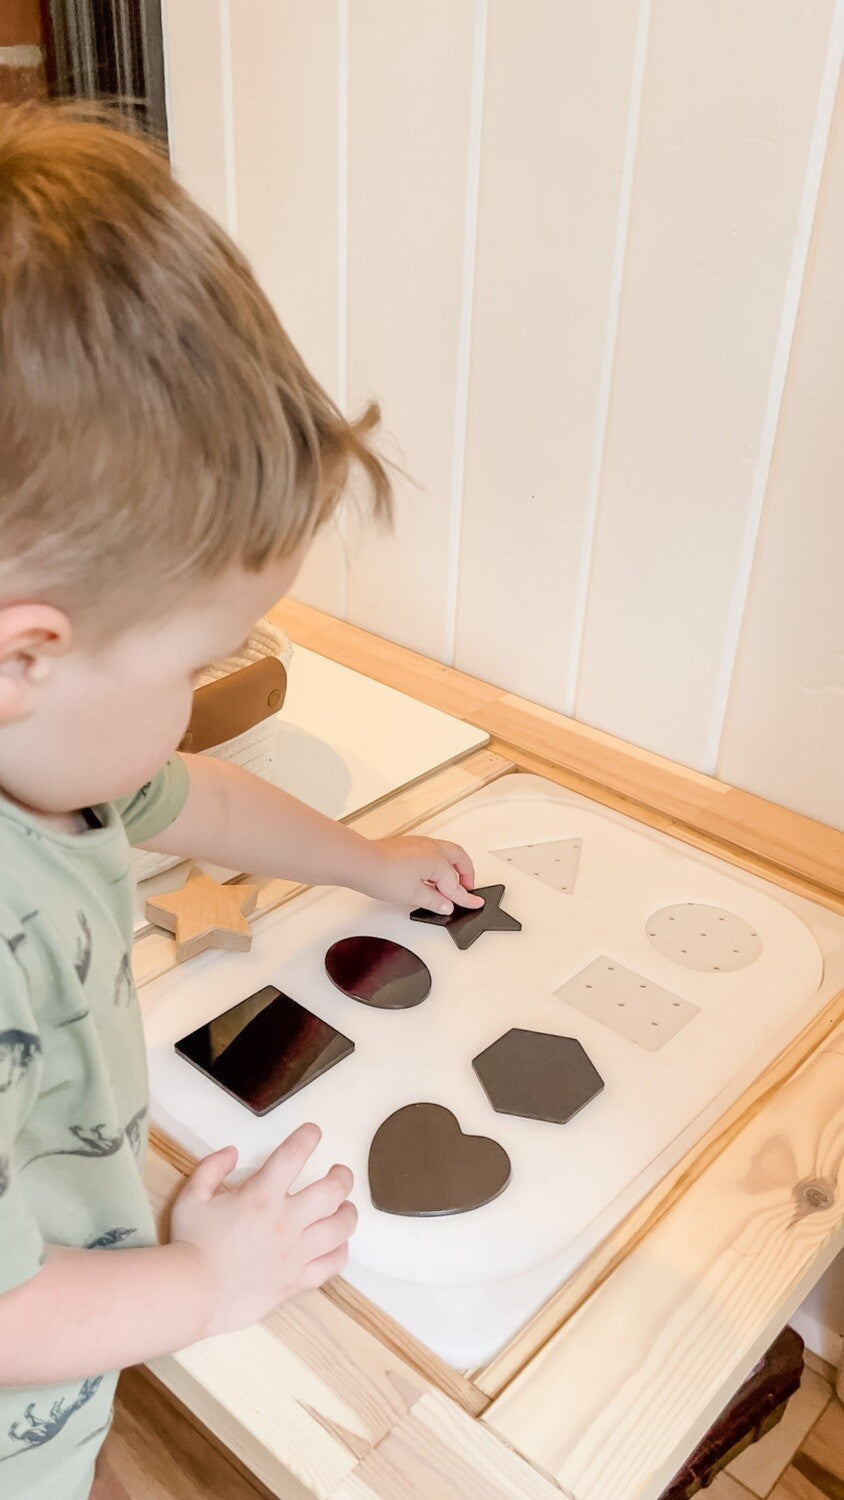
[712,2,844,776]
[159,0,172,130]
[218,0,237,236]
[336,0,350,618]
[566,0,652,717]
[444,0,488,666]
[337,0,349,413]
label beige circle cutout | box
[646,903,761,973]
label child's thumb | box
[182,1145,238,1204]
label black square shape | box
[175,986,354,1116]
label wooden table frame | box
[139,601,844,1500]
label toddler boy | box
[0,102,480,1498]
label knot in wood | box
[794,1178,835,1214]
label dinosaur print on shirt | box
[0,1030,41,1091]
[0,1377,103,1462]
[113,952,133,1007]
[124,1104,147,1159]
[22,1123,124,1170]
[73,912,92,985]
[85,1227,136,1249]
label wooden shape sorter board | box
[143,774,844,1369]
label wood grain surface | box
[133,747,513,986]
[144,867,259,962]
[484,1021,844,1500]
[328,1391,566,1500]
[138,601,844,1498]
[147,1137,434,1497]
[94,1365,275,1499]
[270,601,844,906]
[474,986,844,1398]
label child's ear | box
[0,604,72,722]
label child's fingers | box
[178,1145,238,1207]
[446,873,484,910]
[302,1200,358,1259]
[439,840,478,893]
[430,854,484,912]
[412,880,455,916]
[300,1241,350,1291]
[290,1163,354,1224]
[249,1122,322,1198]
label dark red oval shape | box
[325,936,432,1010]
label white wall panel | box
[718,75,844,830]
[228,0,346,616]
[290,517,347,620]
[228,0,339,395]
[453,0,642,708]
[161,0,230,228]
[161,1,843,830]
[574,0,836,770]
[343,0,476,659]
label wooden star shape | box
[409,883,521,951]
[145,866,259,963]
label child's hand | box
[169,1124,356,1336]
[362,835,484,916]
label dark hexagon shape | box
[472,1028,604,1125]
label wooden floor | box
[92,1368,275,1499]
[93,1357,844,1500]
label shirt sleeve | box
[113,755,191,848]
[0,913,46,1295]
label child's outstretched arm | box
[0,1125,353,1386]
[141,754,484,916]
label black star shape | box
[409,884,521,951]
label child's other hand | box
[363,835,484,916]
[169,1124,356,1336]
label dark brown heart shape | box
[368,1102,511,1217]
[325,936,431,1010]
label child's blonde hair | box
[0,101,391,636]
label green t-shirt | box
[0,757,190,1498]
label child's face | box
[0,557,301,815]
